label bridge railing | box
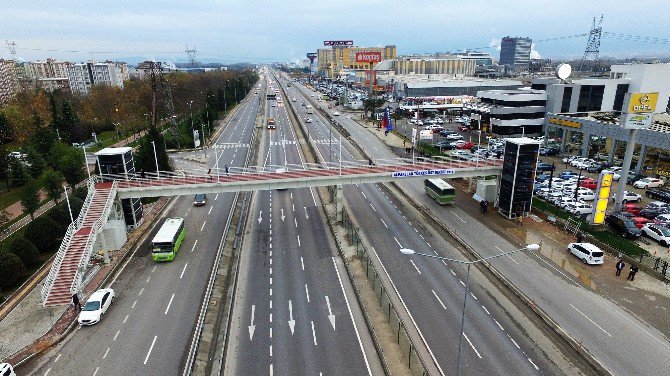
[40,177,101,305]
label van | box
[567,243,604,265]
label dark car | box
[458,125,468,132]
[586,162,611,173]
[536,162,555,172]
[439,130,457,137]
[539,147,560,156]
[434,141,455,150]
[605,213,642,238]
[626,173,647,185]
[646,188,670,203]
[559,171,579,180]
[193,193,207,206]
[639,207,670,219]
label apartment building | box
[27,58,72,92]
[0,59,20,105]
[67,61,129,95]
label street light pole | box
[82,145,90,180]
[151,141,160,178]
[400,244,540,376]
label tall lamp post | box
[151,141,160,178]
[400,243,541,376]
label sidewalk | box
[0,198,169,365]
[356,114,670,339]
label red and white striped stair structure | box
[41,179,118,306]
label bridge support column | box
[336,185,343,223]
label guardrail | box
[340,207,430,376]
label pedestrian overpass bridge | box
[41,156,502,306]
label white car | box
[333,111,340,116]
[647,201,670,210]
[613,191,642,203]
[445,133,464,140]
[601,170,621,181]
[567,202,593,215]
[641,224,670,246]
[78,288,115,326]
[304,118,313,123]
[567,243,605,265]
[653,214,670,225]
[633,177,664,189]
[576,191,596,201]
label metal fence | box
[341,209,429,376]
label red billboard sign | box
[324,40,354,46]
[355,52,382,63]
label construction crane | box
[5,40,17,56]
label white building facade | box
[0,59,20,105]
[468,89,547,135]
[67,61,129,95]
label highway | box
[22,78,265,376]
[223,75,380,375]
[285,80,559,375]
[293,79,670,375]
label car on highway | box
[332,111,340,116]
[567,243,604,265]
[0,363,15,376]
[304,118,313,123]
[445,133,464,140]
[646,188,670,203]
[605,213,642,238]
[633,177,665,189]
[193,193,207,206]
[78,288,115,326]
[641,224,670,246]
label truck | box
[267,117,276,129]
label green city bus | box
[424,179,456,205]
[151,218,186,262]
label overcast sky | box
[2,0,669,64]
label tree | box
[60,100,79,142]
[0,145,10,190]
[363,98,386,118]
[135,125,172,173]
[24,146,47,178]
[9,157,30,187]
[44,170,64,204]
[24,216,61,253]
[0,251,26,289]
[29,112,57,156]
[20,184,40,220]
[0,112,14,145]
[51,144,86,186]
[10,238,40,268]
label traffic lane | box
[348,184,544,375]
[403,181,670,375]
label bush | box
[10,238,40,267]
[24,216,62,253]
[47,203,71,233]
[0,251,26,289]
[70,196,84,219]
[74,186,88,201]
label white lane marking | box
[146,276,151,283]
[191,240,198,252]
[361,192,367,198]
[270,344,273,357]
[393,237,402,247]
[463,333,482,358]
[570,304,612,337]
[131,300,137,309]
[270,364,273,376]
[165,294,175,315]
[495,245,519,264]
[270,267,272,275]
[450,211,467,223]
[410,260,422,274]
[432,290,447,309]
[295,218,298,228]
[92,367,99,376]
[113,330,120,341]
[301,257,304,271]
[297,235,301,247]
[123,314,129,323]
[332,257,372,374]
[208,206,213,215]
[494,319,504,331]
[180,263,188,278]
[144,335,158,364]
[151,266,156,273]
[103,347,110,359]
[369,203,376,212]
[292,204,295,212]
[528,358,539,370]
[270,313,272,323]
[311,320,318,346]
[55,354,62,362]
[270,277,272,285]
[380,218,388,228]
[200,221,206,231]
[270,288,272,296]
[613,307,670,349]
[44,368,51,376]
[305,284,310,302]
[448,268,455,275]
[459,280,465,287]
[482,305,490,315]
[507,334,520,349]
[470,292,478,300]
[215,193,219,200]
[413,227,418,233]
[419,234,425,239]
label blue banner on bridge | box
[392,169,455,178]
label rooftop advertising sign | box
[323,40,353,46]
[355,51,382,63]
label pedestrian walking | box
[517,215,523,226]
[480,200,487,213]
[627,265,639,281]
[403,139,406,146]
[225,165,229,175]
[368,158,373,166]
[72,292,81,311]
[615,258,625,276]
[140,169,146,179]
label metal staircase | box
[41,179,118,306]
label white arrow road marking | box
[304,207,309,219]
[248,305,256,340]
[258,211,263,224]
[325,296,336,330]
[281,209,285,221]
[288,300,295,335]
